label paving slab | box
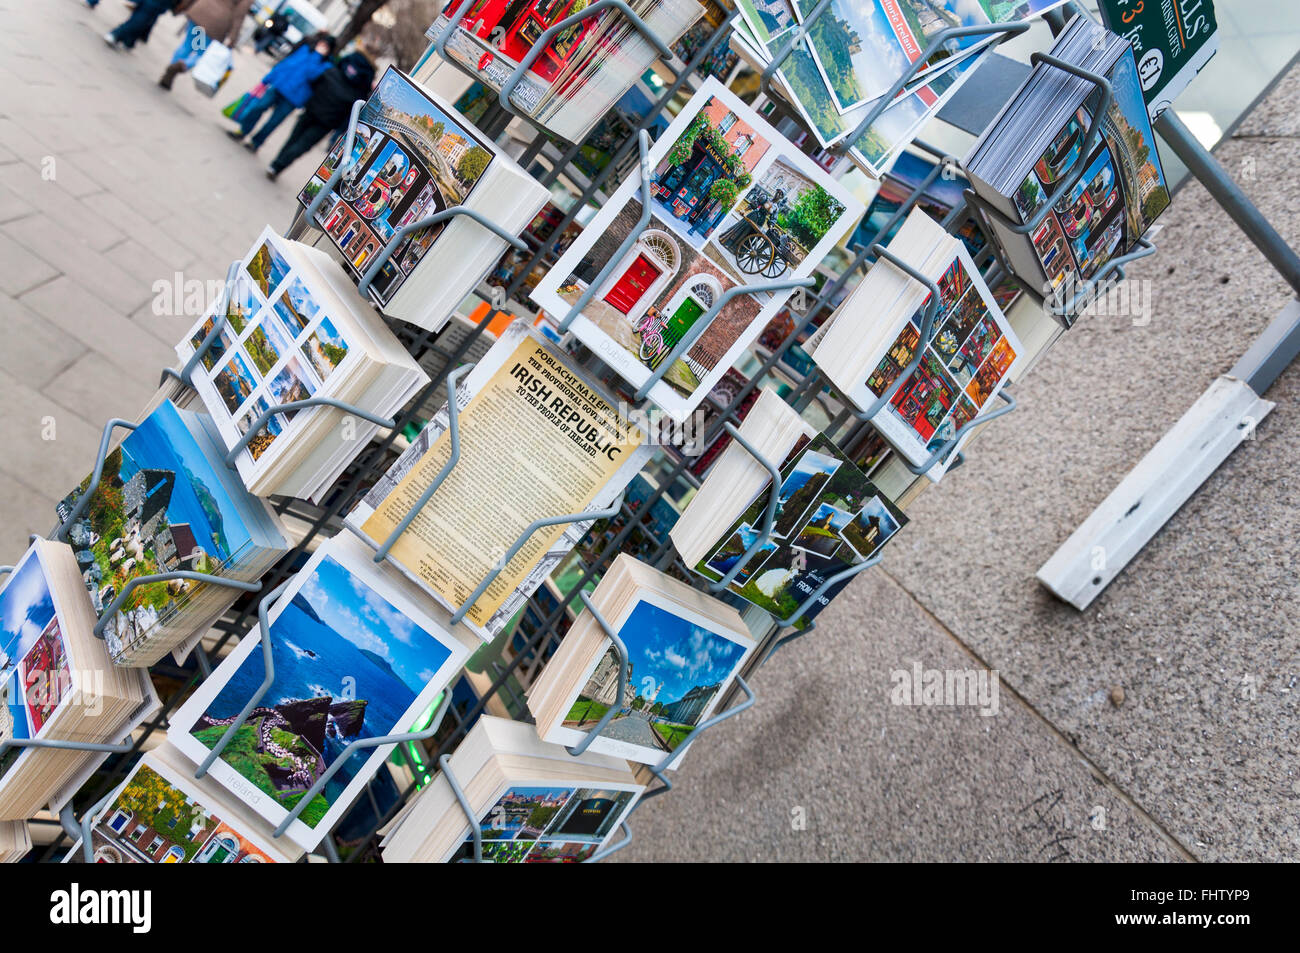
[859,76,1300,862]
[617,572,1187,862]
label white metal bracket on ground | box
[1036,374,1275,610]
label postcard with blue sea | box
[169,536,472,850]
[55,400,260,661]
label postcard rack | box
[40,0,1286,865]
[430,0,678,144]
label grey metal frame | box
[41,0,1300,865]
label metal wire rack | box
[26,0,1212,862]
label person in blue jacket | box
[227,32,337,153]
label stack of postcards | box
[296,68,549,332]
[66,743,302,864]
[964,15,1170,304]
[0,540,149,819]
[56,401,289,667]
[381,716,643,863]
[0,820,30,862]
[166,535,477,852]
[421,0,704,142]
[729,0,1069,176]
[174,226,430,501]
[811,207,1021,481]
[670,387,816,568]
[527,553,756,769]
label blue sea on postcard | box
[200,554,452,805]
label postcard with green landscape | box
[696,433,907,626]
[170,542,468,849]
[560,598,752,765]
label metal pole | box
[1155,110,1300,298]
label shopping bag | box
[191,41,234,97]
[222,82,268,119]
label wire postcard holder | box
[363,361,630,627]
[41,0,1297,867]
[758,2,1033,156]
[429,0,681,144]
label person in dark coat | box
[103,0,185,50]
[253,11,290,53]
[228,32,336,152]
[266,45,376,181]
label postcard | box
[69,755,283,864]
[168,536,472,850]
[531,77,862,422]
[545,591,755,766]
[179,228,359,467]
[863,242,1023,470]
[796,0,1069,113]
[1013,46,1171,291]
[695,433,907,626]
[449,782,641,863]
[56,401,258,662]
[297,67,496,304]
[0,547,74,784]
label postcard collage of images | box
[533,79,860,422]
[699,434,909,625]
[451,785,639,863]
[298,68,496,303]
[186,234,352,462]
[1014,38,1171,292]
[869,249,1019,455]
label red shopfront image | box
[456,0,603,81]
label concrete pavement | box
[2,2,1298,862]
[0,0,323,555]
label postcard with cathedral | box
[531,77,863,422]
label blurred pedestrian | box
[252,11,290,54]
[103,0,184,51]
[266,41,377,181]
[158,0,255,91]
[228,32,337,153]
